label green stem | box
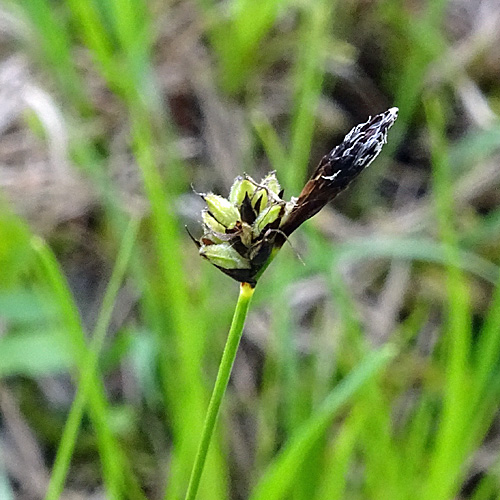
[44,217,141,500]
[184,282,255,500]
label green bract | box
[253,204,282,236]
[262,172,281,195]
[202,210,226,234]
[204,194,240,229]
[200,243,251,270]
[229,178,256,206]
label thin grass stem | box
[44,217,140,500]
[184,282,255,500]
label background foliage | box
[1,0,500,499]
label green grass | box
[1,0,500,499]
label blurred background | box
[1,0,500,499]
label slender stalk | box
[44,217,140,500]
[184,282,255,500]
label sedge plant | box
[184,107,399,500]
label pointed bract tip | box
[388,107,399,118]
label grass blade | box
[249,344,396,500]
[45,216,141,500]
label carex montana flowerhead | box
[190,107,398,286]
